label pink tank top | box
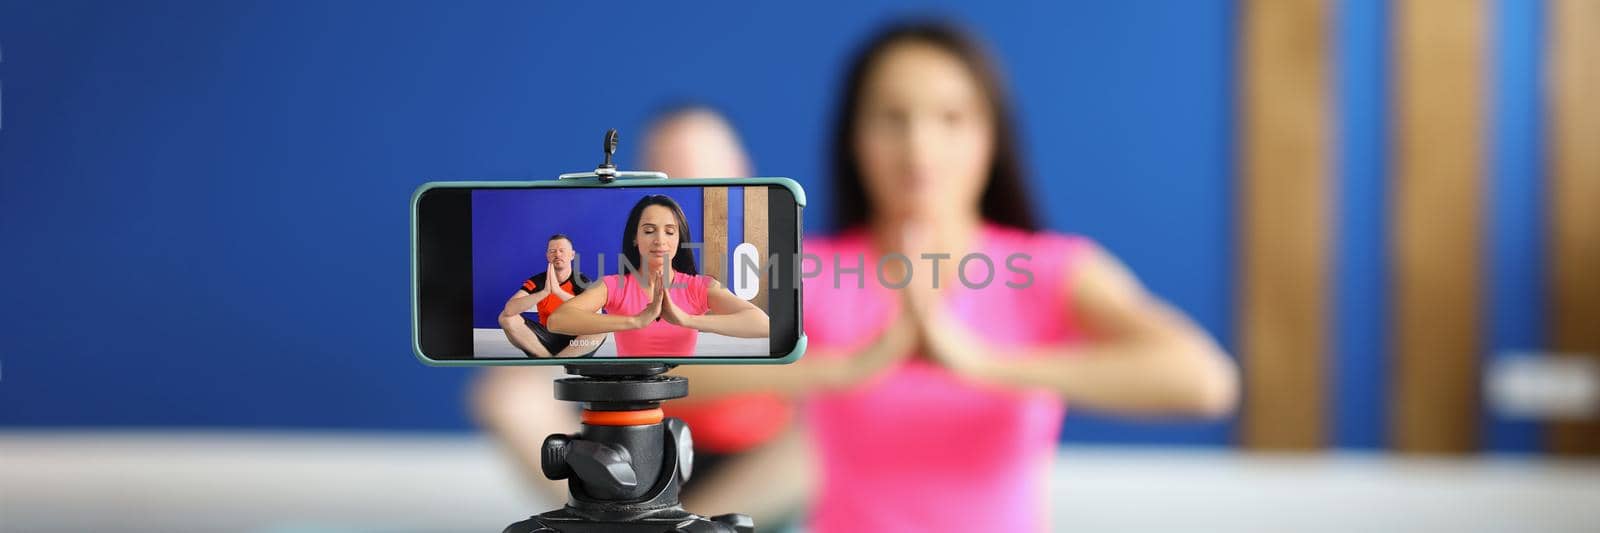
[802,224,1090,532]
[602,271,713,357]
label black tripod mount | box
[503,363,754,533]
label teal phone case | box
[410,176,808,367]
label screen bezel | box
[411,177,807,366]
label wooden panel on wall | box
[744,186,770,310]
[1391,0,1486,453]
[1238,0,1332,449]
[703,187,728,284]
[1547,0,1600,455]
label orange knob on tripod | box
[581,408,664,426]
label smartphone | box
[411,177,805,365]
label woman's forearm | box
[674,315,917,399]
[685,308,769,339]
[548,308,639,335]
[976,337,1238,417]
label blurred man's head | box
[641,106,752,178]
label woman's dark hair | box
[621,194,699,275]
[829,19,1039,232]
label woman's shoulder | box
[981,224,1100,295]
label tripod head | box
[505,363,753,533]
[543,364,688,502]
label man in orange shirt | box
[497,234,601,358]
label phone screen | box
[414,181,802,363]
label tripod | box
[503,363,755,533]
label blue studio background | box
[470,187,705,328]
[0,0,1551,452]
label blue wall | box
[1332,0,1392,451]
[470,187,704,328]
[0,0,1554,449]
[0,0,1250,440]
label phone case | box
[409,176,808,367]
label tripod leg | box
[502,517,556,533]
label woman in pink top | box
[549,194,769,356]
[680,21,1240,531]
